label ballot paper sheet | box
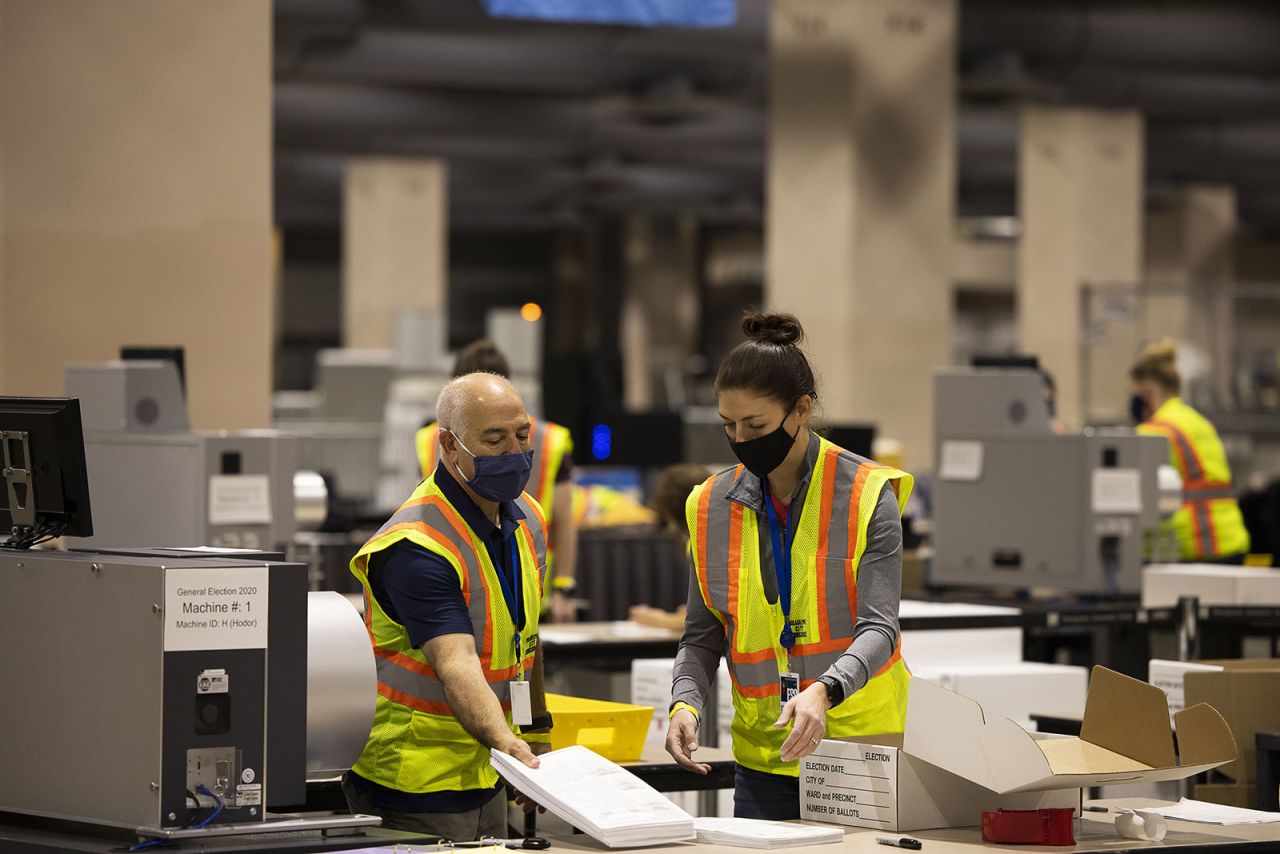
[491,745,695,848]
[1147,798,1280,825]
[693,817,844,848]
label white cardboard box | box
[800,736,1078,831]
[1141,564,1280,608]
[903,667,1236,794]
[910,662,1087,729]
[899,600,1023,669]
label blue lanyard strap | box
[762,484,795,652]
[495,535,525,664]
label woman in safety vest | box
[665,312,913,820]
[1130,339,1250,563]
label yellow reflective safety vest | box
[1138,397,1249,560]
[416,418,573,605]
[348,474,547,794]
[686,435,913,777]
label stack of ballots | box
[491,746,695,847]
[693,817,844,848]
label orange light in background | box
[520,302,543,322]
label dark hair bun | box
[742,312,804,347]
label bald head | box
[436,373,532,491]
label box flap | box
[1175,702,1238,767]
[904,677,1000,790]
[1079,666,1176,768]
[977,717,1056,793]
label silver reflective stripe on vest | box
[1184,486,1235,501]
[820,455,858,639]
[700,470,739,612]
[377,657,511,708]
[515,495,547,559]
[1154,421,1205,481]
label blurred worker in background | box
[1131,339,1250,563]
[666,312,913,820]
[628,463,711,631]
[346,373,548,838]
[417,340,579,621]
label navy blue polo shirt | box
[347,460,527,814]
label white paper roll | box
[306,591,376,778]
[1116,810,1168,842]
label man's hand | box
[776,682,832,762]
[665,708,710,774]
[496,736,545,813]
[550,589,576,623]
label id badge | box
[780,672,800,705]
[511,680,533,726]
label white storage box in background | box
[800,737,1078,831]
[1141,564,1280,608]
[899,600,1023,669]
[909,662,1087,730]
[1148,659,1226,723]
[631,658,731,754]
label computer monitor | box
[122,346,186,396]
[823,423,876,459]
[971,354,1040,371]
[0,397,93,548]
[590,412,685,468]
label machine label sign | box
[164,566,269,651]
[208,474,274,526]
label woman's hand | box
[775,682,832,762]
[665,708,711,774]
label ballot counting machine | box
[931,369,1180,594]
[0,396,376,845]
[64,360,327,553]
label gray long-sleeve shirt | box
[671,437,903,719]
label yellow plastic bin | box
[545,694,654,762]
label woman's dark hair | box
[452,339,511,379]
[715,312,817,407]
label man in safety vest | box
[1131,339,1249,562]
[344,373,551,838]
[416,340,578,622]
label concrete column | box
[768,0,956,470]
[621,215,700,411]
[343,159,447,350]
[0,0,272,429]
[1145,185,1236,406]
[1018,107,1144,427]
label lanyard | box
[762,484,795,653]
[495,535,526,672]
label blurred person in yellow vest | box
[628,464,712,631]
[665,312,913,820]
[417,340,578,622]
[1131,339,1250,563]
[345,373,550,838]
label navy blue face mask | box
[1129,393,1148,425]
[448,432,534,503]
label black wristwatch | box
[817,675,845,708]
[525,713,554,731]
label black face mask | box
[1129,393,1148,425]
[729,404,797,480]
